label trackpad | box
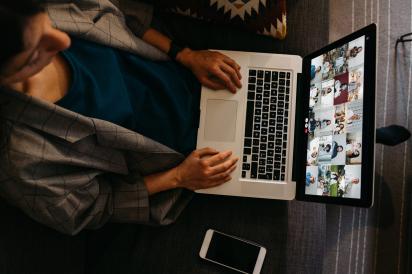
[204,99,238,142]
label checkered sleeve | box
[118,0,154,37]
[0,122,150,235]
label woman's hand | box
[176,48,242,93]
[175,147,239,191]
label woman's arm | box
[144,147,238,195]
[142,28,242,93]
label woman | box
[0,1,241,234]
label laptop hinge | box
[292,73,304,183]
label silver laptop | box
[196,50,301,200]
[196,24,376,206]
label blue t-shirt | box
[57,38,201,156]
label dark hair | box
[348,149,360,158]
[0,0,44,73]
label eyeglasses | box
[396,32,412,47]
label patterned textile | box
[156,0,287,39]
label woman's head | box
[0,0,71,86]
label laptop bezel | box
[295,24,376,207]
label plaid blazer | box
[0,0,193,235]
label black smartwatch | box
[168,41,185,60]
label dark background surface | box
[0,0,329,273]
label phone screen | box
[206,231,261,273]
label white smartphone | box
[199,229,266,274]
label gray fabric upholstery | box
[323,0,412,273]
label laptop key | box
[264,90,270,97]
[255,101,262,108]
[269,127,275,133]
[270,112,276,118]
[259,159,266,166]
[262,121,268,127]
[273,172,280,181]
[264,71,271,82]
[252,154,259,161]
[268,142,274,149]
[255,109,261,115]
[257,70,264,78]
[247,91,255,100]
[251,162,258,178]
[275,154,281,161]
[253,139,259,146]
[244,138,252,147]
[253,146,259,153]
[267,166,273,172]
[248,84,256,91]
[281,174,285,181]
[268,134,275,141]
[268,150,274,156]
[260,136,267,142]
[256,94,263,101]
[279,72,286,78]
[264,83,270,90]
[257,79,263,86]
[272,71,278,80]
[244,147,251,155]
[249,76,256,83]
[263,98,269,105]
[243,156,247,162]
[249,70,257,77]
[244,101,254,138]
[259,151,266,158]
[262,113,268,120]
[242,171,246,178]
[258,167,266,173]
[261,128,268,135]
[267,158,274,165]
[260,143,267,150]
[243,163,251,170]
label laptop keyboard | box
[241,69,291,181]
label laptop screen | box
[304,35,366,199]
